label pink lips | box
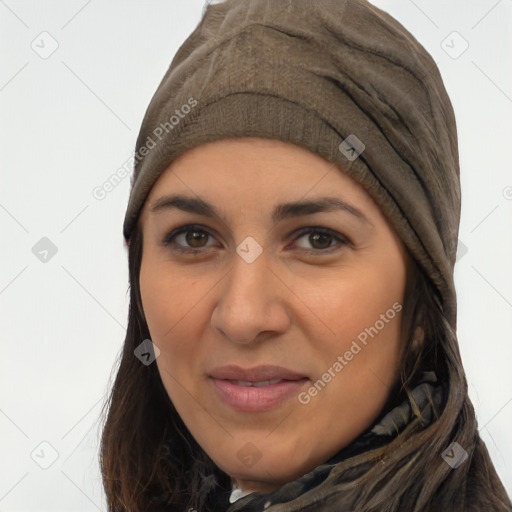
[209,365,309,412]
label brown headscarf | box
[123,0,460,330]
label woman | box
[100,0,512,510]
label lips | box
[209,365,309,412]
[209,364,307,382]
[231,379,282,387]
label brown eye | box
[185,229,209,247]
[163,224,217,253]
[294,227,349,252]
[308,232,333,250]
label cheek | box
[307,284,403,442]
[139,259,208,381]
[139,262,218,447]
[324,264,403,329]
[139,262,174,342]
[139,249,198,337]
[314,257,405,384]
[139,256,187,362]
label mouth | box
[209,365,309,412]
[227,379,285,387]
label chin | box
[212,441,323,491]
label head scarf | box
[122,0,461,330]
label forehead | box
[147,138,375,202]
[137,137,389,235]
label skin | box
[138,137,408,494]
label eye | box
[162,224,218,253]
[162,224,350,255]
[293,227,349,253]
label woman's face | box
[139,137,408,493]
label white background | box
[1,0,511,510]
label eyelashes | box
[162,224,350,255]
[162,224,218,254]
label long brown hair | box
[100,220,512,511]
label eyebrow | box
[150,193,373,226]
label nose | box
[210,248,291,345]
